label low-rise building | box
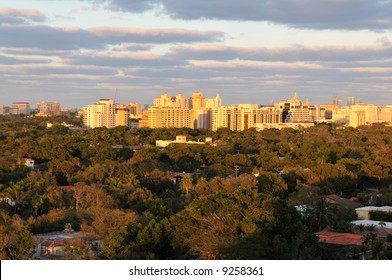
[355,206,392,220]
[156,135,212,148]
[32,224,100,260]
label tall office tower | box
[38,101,61,116]
[83,99,115,129]
[189,92,206,128]
[147,107,191,128]
[129,102,142,117]
[11,102,31,115]
[347,96,355,106]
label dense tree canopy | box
[0,115,391,259]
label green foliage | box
[0,116,391,259]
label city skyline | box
[1,1,392,107]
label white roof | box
[351,220,392,229]
[355,206,392,212]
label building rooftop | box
[325,194,362,209]
[355,206,392,212]
[316,231,364,246]
[351,220,392,229]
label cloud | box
[0,8,46,24]
[64,52,187,67]
[0,25,224,50]
[90,0,392,30]
[168,44,392,63]
[0,54,52,65]
[375,36,392,46]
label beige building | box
[349,104,379,127]
[11,102,31,115]
[0,104,8,115]
[115,105,130,127]
[210,105,282,131]
[147,107,191,128]
[378,105,392,123]
[83,99,129,129]
[37,101,61,116]
[156,135,212,148]
[128,102,142,118]
[189,92,206,128]
[275,93,312,123]
[153,93,188,108]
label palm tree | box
[378,221,386,229]
[356,224,366,235]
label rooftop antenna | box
[114,88,117,104]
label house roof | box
[325,194,362,209]
[316,231,364,246]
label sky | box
[0,0,392,108]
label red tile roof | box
[325,194,362,209]
[316,231,364,246]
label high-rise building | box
[83,99,129,128]
[153,93,172,107]
[128,102,142,117]
[210,105,281,131]
[347,96,355,106]
[0,104,8,115]
[333,96,340,106]
[37,101,61,116]
[175,93,188,108]
[189,92,206,128]
[147,107,191,128]
[205,93,222,108]
[349,110,366,128]
[378,105,392,123]
[11,102,31,115]
[275,93,312,123]
[349,104,379,126]
[115,105,130,127]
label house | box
[23,158,35,169]
[355,206,392,220]
[316,231,365,247]
[156,135,212,148]
[32,224,101,260]
[325,194,362,210]
[315,231,365,259]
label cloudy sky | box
[1,0,392,108]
